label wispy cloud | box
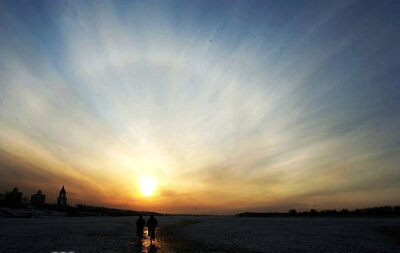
[0,0,399,213]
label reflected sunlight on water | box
[134,227,160,253]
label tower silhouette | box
[57,186,67,208]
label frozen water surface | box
[178,216,400,252]
[0,216,399,252]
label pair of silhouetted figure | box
[136,215,158,243]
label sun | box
[139,176,157,197]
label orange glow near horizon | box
[1,1,400,215]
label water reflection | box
[133,227,160,253]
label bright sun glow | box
[139,176,157,197]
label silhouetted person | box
[147,215,158,243]
[136,215,145,239]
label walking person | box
[147,215,158,243]
[136,215,145,239]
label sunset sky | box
[0,0,399,214]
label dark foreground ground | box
[1,216,399,252]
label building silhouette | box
[5,187,22,208]
[57,186,67,209]
[30,190,45,207]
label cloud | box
[0,0,399,213]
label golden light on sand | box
[139,176,157,197]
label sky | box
[0,0,400,214]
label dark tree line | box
[236,205,400,218]
[66,204,160,217]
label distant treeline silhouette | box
[236,205,400,218]
[66,204,160,217]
